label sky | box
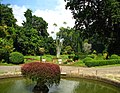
[1,0,75,38]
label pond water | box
[0,77,120,93]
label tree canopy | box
[65,0,120,54]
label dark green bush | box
[85,59,120,67]
[110,54,119,59]
[9,52,24,64]
[73,55,79,61]
[83,57,93,63]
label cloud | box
[10,5,27,26]
[11,0,75,38]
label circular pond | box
[0,77,120,93]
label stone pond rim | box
[0,72,120,88]
[0,66,120,88]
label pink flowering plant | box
[21,62,61,87]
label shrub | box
[21,62,60,87]
[83,57,93,63]
[73,55,79,61]
[110,54,119,59]
[84,59,120,67]
[9,52,24,64]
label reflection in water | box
[0,78,119,93]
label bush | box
[110,54,119,59]
[9,52,24,64]
[83,57,93,63]
[73,55,79,61]
[21,62,60,87]
[84,59,120,67]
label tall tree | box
[14,9,49,55]
[57,27,84,53]
[0,4,16,27]
[32,15,49,37]
[23,9,49,37]
[65,0,120,54]
[0,4,17,56]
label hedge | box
[84,59,120,67]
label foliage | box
[14,27,41,55]
[65,0,120,54]
[21,62,60,87]
[66,59,73,63]
[14,9,54,55]
[0,49,8,62]
[9,52,24,64]
[68,55,74,59]
[64,46,73,54]
[110,54,120,59]
[39,48,45,55]
[103,52,109,60]
[87,55,95,59]
[84,59,120,67]
[83,57,93,63]
[23,9,49,37]
[57,27,84,54]
[83,42,92,54]
[72,60,85,67]
[73,54,79,61]
[0,4,16,27]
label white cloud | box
[10,5,27,26]
[11,0,75,38]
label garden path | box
[0,65,120,81]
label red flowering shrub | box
[21,62,60,87]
